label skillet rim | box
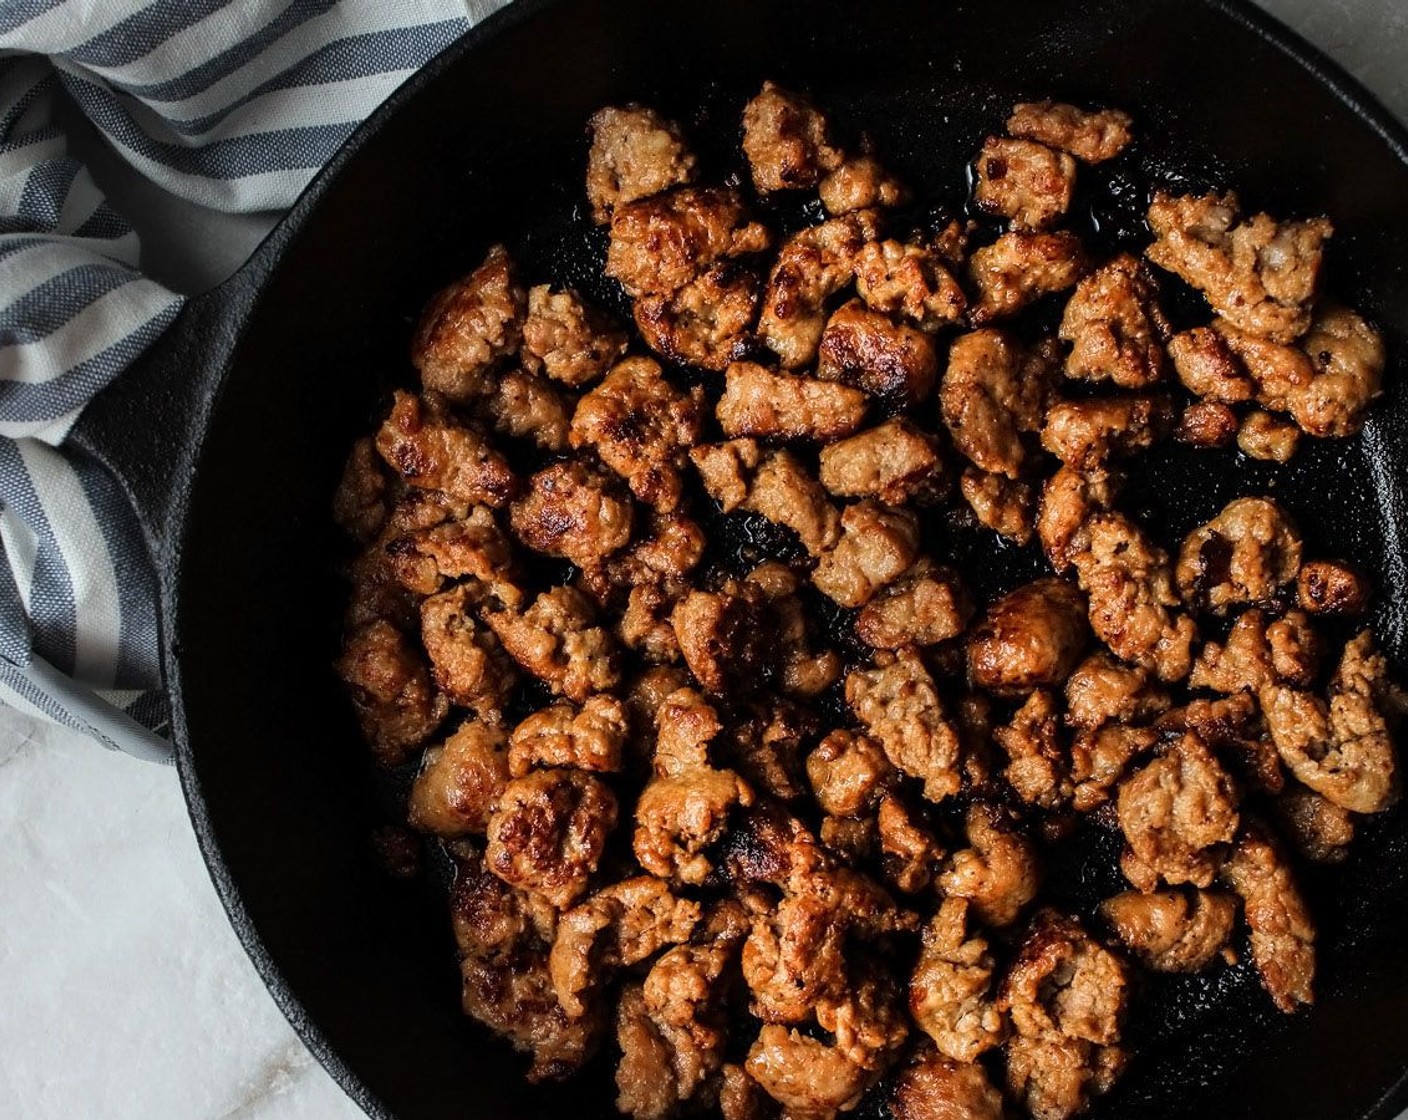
[161,2,1408,1118]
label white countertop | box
[3,2,1406,1117]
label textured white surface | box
[3,3,1405,1119]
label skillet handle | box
[70,263,268,567]
[65,251,276,762]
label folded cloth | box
[0,0,503,754]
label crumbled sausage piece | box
[995,690,1070,810]
[941,329,1052,478]
[757,211,882,369]
[959,469,1035,545]
[1287,303,1385,437]
[486,586,621,702]
[345,535,426,633]
[1071,513,1198,682]
[1064,652,1170,730]
[769,958,910,1083]
[570,357,704,511]
[691,441,841,555]
[634,262,761,372]
[486,768,619,908]
[508,695,629,778]
[1001,910,1129,1044]
[741,81,845,193]
[973,137,1077,230]
[1116,733,1240,891]
[1036,465,1117,574]
[1059,254,1170,387]
[375,390,517,510]
[644,943,739,1097]
[688,438,760,512]
[1005,1033,1125,1120]
[1099,889,1238,973]
[587,105,697,225]
[954,693,1001,793]
[1298,558,1371,616]
[938,803,1040,927]
[1276,785,1356,864]
[1237,410,1300,461]
[1176,400,1240,448]
[890,1051,1005,1120]
[819,155,909,215]
[1007,102,1134,163]
[510,460,635,567]
[718,1064,769,1120]
[635,767,755,885]
[650,687,724,776]
[1220,827,1316,1012]
[818,418,945,504]
[615,579,689,667]
[1070,725,1160,813]
[1040,394,1172,469]
[550,876,701,1020]
[1145,191,1331,343]
[419,584,518,715]
[740,895,844,1022]
[475,368,574,452]
[909,898,1006,1062]
[807,730,896,817]
[412,245,525,401]
[614,985,684,1120]
[745,1025,872,1119]
[1168,326,1256,402]
[522,284,629,387]
[616,939,739,1120]
[746,454,843,555]
[1267,612,1324,686]
[334,437,393,543]
[623,667,692,749]
[452,858,602,1081]
[1189,608,1322,695]
[409,723,510,835]
[813,501,921,608]
[717,361,869,442]
[967,578,1089,696]
[1211,317,1315,409]
[847,648,963,802]
[725,803,832,894]
[607,187,771,298]
[747,876,915,1039]
[968,231,1089,325]
[1175,497,1303,614]
[336,619,450,766]
[1261,630,1400,814]
[854,238,967,331]
[878,795,944,894]
[382,503,515,600]
[670,584,768,696]
[856,559,973,650]
[999,911,1129,1120]
[816,299,940,407]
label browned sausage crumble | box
[335,86,1401,1120]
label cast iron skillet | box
[71,1,1408,1117]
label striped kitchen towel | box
[0,0,506,758]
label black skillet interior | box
[115,0,1408,1117]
